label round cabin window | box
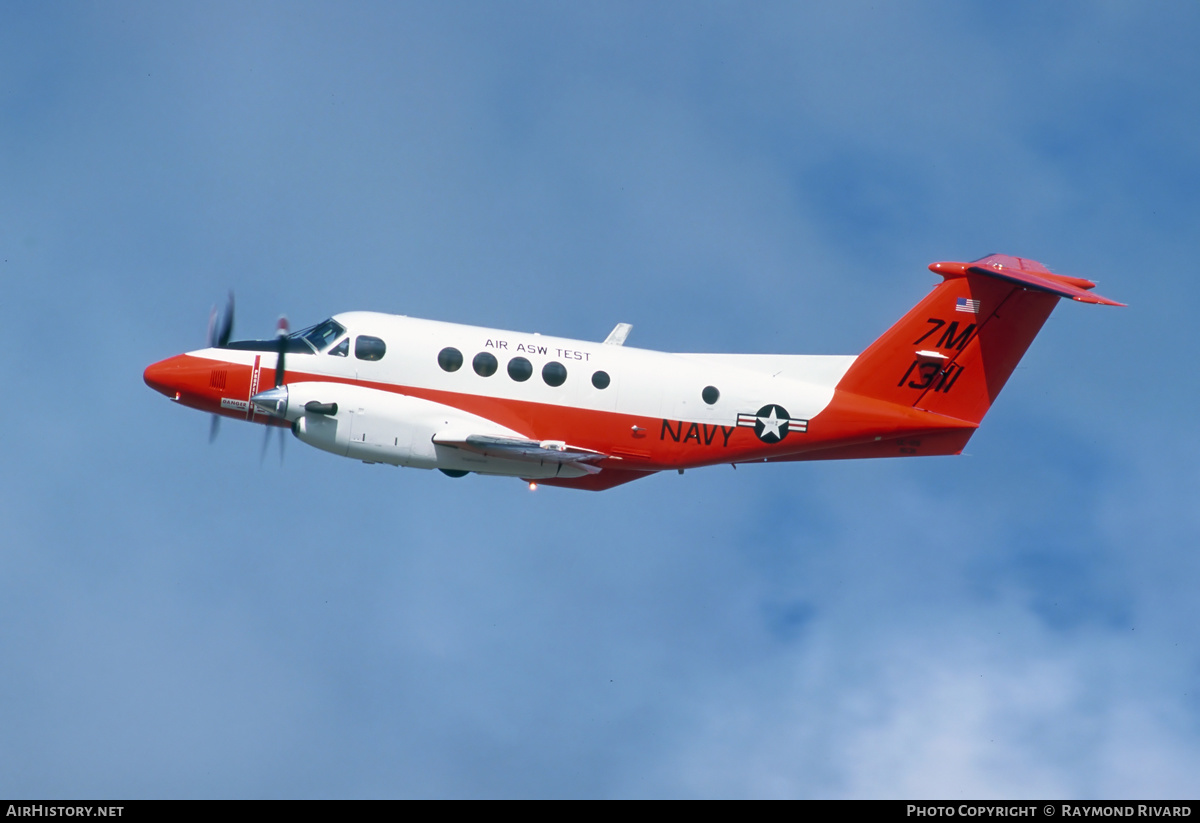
[542,361,567,387]
[438,347,463,372]
[507,357,533,382]
[472,351,498,377]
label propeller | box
[208,291,235,349]
[203,295,289,465]
[260,423,286,466]
[274,315,289,387]
[207,292,235,441]
[259,314,290,465]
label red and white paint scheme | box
[143,254,1121,491]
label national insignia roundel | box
[736,404,807,444]
[753,404,790,443]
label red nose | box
[143,355,188,398]
[143,353,232,407]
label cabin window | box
[507,357,533,382]
[438,347,463,372]
[328,338,349,357]
[702,385,720,405]
[542,361,567,387]
[473,351,498,377]
[591,370,610,390]
[355,335,387,361]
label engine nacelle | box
[283,382,579,476]
[284,382,478,468]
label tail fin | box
[836,254,1122,425]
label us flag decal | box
[956,297,980,314]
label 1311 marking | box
[898,360,965,393]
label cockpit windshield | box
[228,318,347,354]
[293,319,346,352]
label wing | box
[432,433,611,474]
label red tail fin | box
[836,255,1120,425]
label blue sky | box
[3,1,1199,798]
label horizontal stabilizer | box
[930,255,1125,306]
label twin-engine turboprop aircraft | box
[143,254,1121,491]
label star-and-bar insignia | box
[736,404,808,444]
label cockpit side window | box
[300,319,347,352]
[328,338,349,357]
[355,335,387,361]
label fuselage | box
[143,311,871,480]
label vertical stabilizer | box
[836,255,1118,425]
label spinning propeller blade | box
[206,292,234,444]
[260,424,286,466]
[275,315,289,388]
[204,295,287,454]
[208,292,235,349]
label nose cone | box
[144,353,223,403]
[144,352,249,415]
[144,354,187,398]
